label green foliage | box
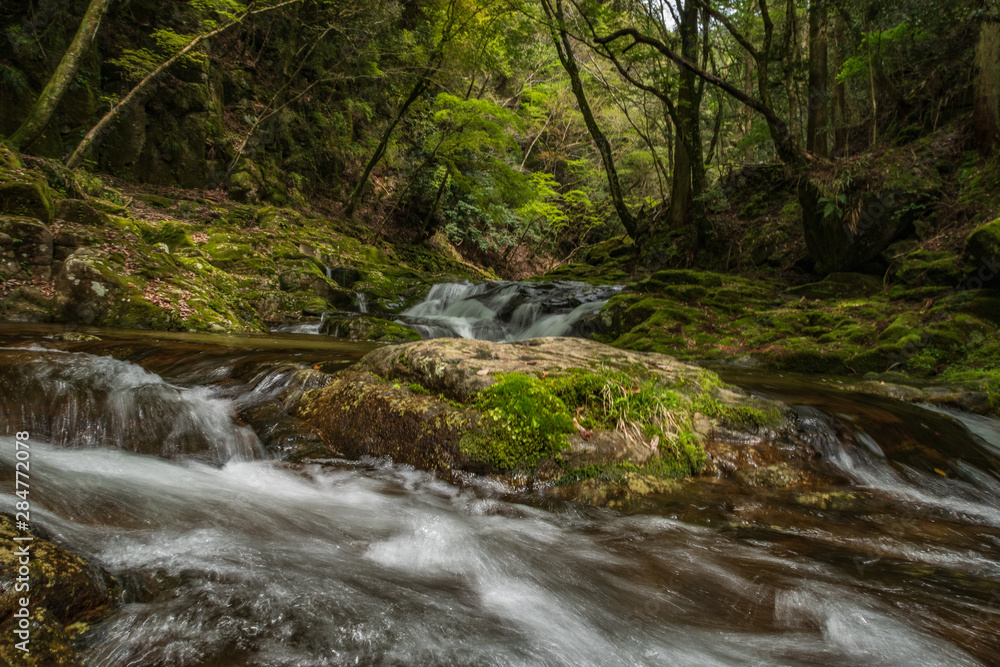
[0,63,29,95]
[838,22,930,83]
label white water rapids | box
[0,331,999,665]
[0,439,985,666]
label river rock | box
[0,514,120,666]
[295,337,799,501]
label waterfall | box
[0,346,260,462]
[397,280,622,341]
[356,292,369,314]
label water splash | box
[0,346,260,462]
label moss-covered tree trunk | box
[807,0,829,158]
[667,0,696,231]
[7,0,114,152]
[975,11,1000,155]
[667,0,707,245]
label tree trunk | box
[832,14,848,153]
[975,15,1000,155]
[420,169,450,242]
[807,0,829,158]
[542,0,639,240]
[8,0,114,152]
[668,0,706,245]
[345,76,429,218]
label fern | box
[0,63,30,95]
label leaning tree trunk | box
[8,0,114,152]
[807,0,829,158]
[345,76,429,218]
[975,12,1000,155]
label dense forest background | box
[3,0,997,276]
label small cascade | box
[356,292,369,314]
[397,280,621,341]
[0,346,260,462]
[791,405,1000,527]
[325,266,333,279]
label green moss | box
[408,382,430,395]
[966,218,1000,266]
[146,221,195,251]
[133,194,175,208]
[694,396,783,430]
[460,373,574,470]
[0,174,54,223]
[558,442,705,485]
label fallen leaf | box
[648,435,660,451]
[476,369,490,376]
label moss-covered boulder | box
[966,219,1000,271]
[0,514,119,666]
[295,338,792,502]
[55,199,109,227]
[0,173,54,224]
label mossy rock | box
[319,315,421,342]
[133,194,175,209]
[54,198,108,227]
[894,250,963,287]
[0,216,54,280]
[295,338,792,502]
[0,514,120,666]
[0,174,54,223]
[146,221,196,251]
[229,161,265,204]
[0,142,22,170]
[786,273,883,300]
[966,218,1000,269]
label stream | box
[2,320,1000,666]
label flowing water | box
[397,281,622,341]
[1,324,1000,665]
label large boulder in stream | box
[295,338,810,505]
[0,514,120,666]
